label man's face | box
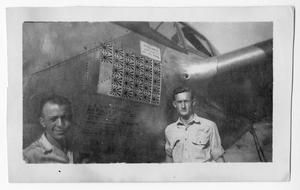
[40,102,72,141]
[173,91,195,119]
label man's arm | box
[165,154,173,163]
[210,122,225,162]
[165,130,174,163]
[215,155,225,162]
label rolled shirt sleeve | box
[165,132,173,158]
[210,123,225,160]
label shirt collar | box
[39,133,54,154]
[176,114,201,127]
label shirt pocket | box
[191,131,210,148]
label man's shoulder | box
[165,120,178,133]
[195,115,217,128]
[23,137,45,161]
[24,140,42,151]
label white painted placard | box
[140,41,161,61]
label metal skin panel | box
[77,32,169,162]
[23,26,170,162]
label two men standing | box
[165,86,225,162]
[23,87,224,163]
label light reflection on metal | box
[182,39,273,81]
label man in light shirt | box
[23,95,74,163]
[165,86,225,162]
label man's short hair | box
[172,86,194,100]
[39,94,72,117]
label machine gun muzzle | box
[181,39,273,81]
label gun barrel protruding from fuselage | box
[182,39,273,81]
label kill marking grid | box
[98,43,162,105]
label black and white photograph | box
[22,21,273,163]
[6,7,294,182]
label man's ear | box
[39,117,46,128]
[192,99,196,107]
[172,100,177,108]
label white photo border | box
[7,6,294,182]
